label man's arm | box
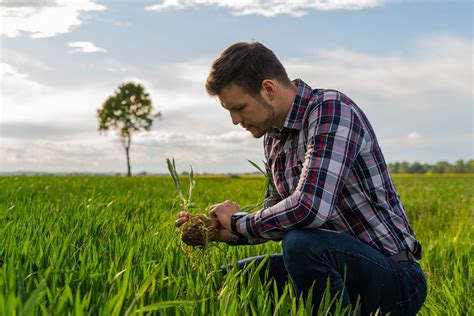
[237,99,366,239]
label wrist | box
[231,212,247,237]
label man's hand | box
[174,211,236,243]
[175,211,191,227]
[209,200,240,231]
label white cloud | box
[104,59,138,73]
[68,41,107,53]
[136,130,251,146]
[380,133,471,149]
[145,0,386,17]
[0,0,106,38]
[407,132,421,140]
[406,132,422,145]
[1,34,472,173]
[0,62,52,99]
[1,48,52,71]
[285,35,473,107]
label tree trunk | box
[124,136,132,177]
[125,146,131,176]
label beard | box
[247,99,275,139]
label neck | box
[272,82,298,130]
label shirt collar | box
[284,78,313,130]
[266,79,313,138]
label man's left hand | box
[209,200,240,231]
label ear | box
[261,79,277,100]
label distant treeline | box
[387,159,474,174]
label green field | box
[0,175,472,315]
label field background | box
[1,174,472,315]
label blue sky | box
[0,0,472,174]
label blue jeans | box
[221,229,427,315]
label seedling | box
[166,158,273,247]
[166,158,216,247]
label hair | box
[205,42,292,97]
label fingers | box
[176,200,239,230]
[175,211,191,227]
[195,214,208,221]
[210,219,221,228]
[209,208,218,219]
[175,212,215,228]
[175,217,188,227]
[210,200,234,210]
[178,211,191,218]
[225,200,240,208]
[209,210,221,228]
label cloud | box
[0,0,106,38]
[1,48,52,71]
[0,62,52,98]
[407,132,421,140]
[145,0,386,17]
[0,66,106,124]
[0,137,114,172]
[0,121,91,139]
[68,41,107,53]
[104,59,137,73]
[1,34,472,173]
[286,36,472,105]
[283,35,473,142]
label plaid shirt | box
[238,79,422,259]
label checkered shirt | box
[238,79,422,259]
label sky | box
[0,0,473,174]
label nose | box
[230,112,242,126]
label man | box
[175,42,427,315]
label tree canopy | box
[387,160,474,174]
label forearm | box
[224,234,269,246]
[237,190,317,239]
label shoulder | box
[307,89,361,126]
[313,89,356,108]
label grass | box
[0,174,472,315]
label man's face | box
[218,84,275,138]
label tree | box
[435,161,452,174]
[391,162,400,174]
[408,162,424,174]
[453,159,466,173]
[467,160,474,173]
[399,161,410,174]
[97,82,160,176]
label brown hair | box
[205,42,292,97]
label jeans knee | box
[282,229,317,278]
[282,228,337,273]
[282,229,309,257]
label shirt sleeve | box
[238,99,365,239]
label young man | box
[175,42,427,315]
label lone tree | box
[97,82,160,176]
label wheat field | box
[0,174,472,315]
